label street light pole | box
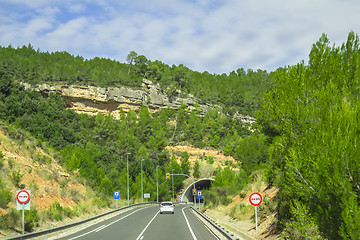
[171,173,196,208]
[156,165,159,203]
[141,159,145,203]
[126,153,131,206]
[172,169,175,202]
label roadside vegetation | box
[1,31,360,239]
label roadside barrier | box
[3,202,157,240]
[190,206,241,240]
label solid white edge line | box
[68,208,144,240]
[135,211,159,240]
[95,225,107,232]
[192,209,220,240]
[182,207,198,240]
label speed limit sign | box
[249,192,262,231]
[249,192,262,206]
[17,190,30,204]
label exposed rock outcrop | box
[22,80,221,119]
[22,80,256,124]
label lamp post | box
[171,173,196,208]
[126,153,131,206]
[172,169,175,202]
[141,159,145,203]
[156,165,159,203]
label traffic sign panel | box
[249,192,262,206]
[17,190,30,204]
[114,191,120,199]
[197,190,203,199]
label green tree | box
[258,32,360,239]
[193,160,200,178]
[180,151,190,176]
[126,51,138,74]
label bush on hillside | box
[24,209,39,232]
[282,200,322,240]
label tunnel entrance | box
[181,178,214,203]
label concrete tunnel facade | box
[181,178,214,203]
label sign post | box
[114,191,120,209]
[197,190,203,209]
[249,192,262,231]
[16,190,31,234]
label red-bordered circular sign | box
[17,190,30,204]
[249,192,262,206]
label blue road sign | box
[196,190,203,199]
[114,191,120,200]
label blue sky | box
[1,0,359,74]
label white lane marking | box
[68,208,143,240]
[192,209,220,239]
[95,225,106,232]
[182,207,198,240]
[203,223,220,240]
[135,211,159,240]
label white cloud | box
[1,0,359,73]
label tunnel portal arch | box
[181,178,214,203]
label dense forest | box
[0,45,272,116]
[1,31,360,239]
[257,32,360,239]
[0,72,264,200]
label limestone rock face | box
[22,80,223,119]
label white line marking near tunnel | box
[135,211,159,240]
[68,208,144,240]
[95,225,106,232]
[182,207,198,240]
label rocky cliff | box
[22,80,255,124]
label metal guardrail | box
[191,206,240,240]
[3,202,157,240]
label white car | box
[159,202,174,214]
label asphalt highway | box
[58,204,219,240]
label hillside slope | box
[0,125,111,238]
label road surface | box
[58,204,219,240]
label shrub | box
[220,195,232,206]
[59,179,68,188]
[204,189,219,206]
[0,209,21,229]
[63,206,78,218]
[282,199,322,240]
[33,153,52,165]
[8,170,24,187]
[92,196,108,208]
[0,151,4,170]
[24,209,39,232]
[258,196,276,219]
[206,156,214,164]
[69,188,81,204]
[47,201,64,221]
[7,157,15,169]
[0,188,11,208]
